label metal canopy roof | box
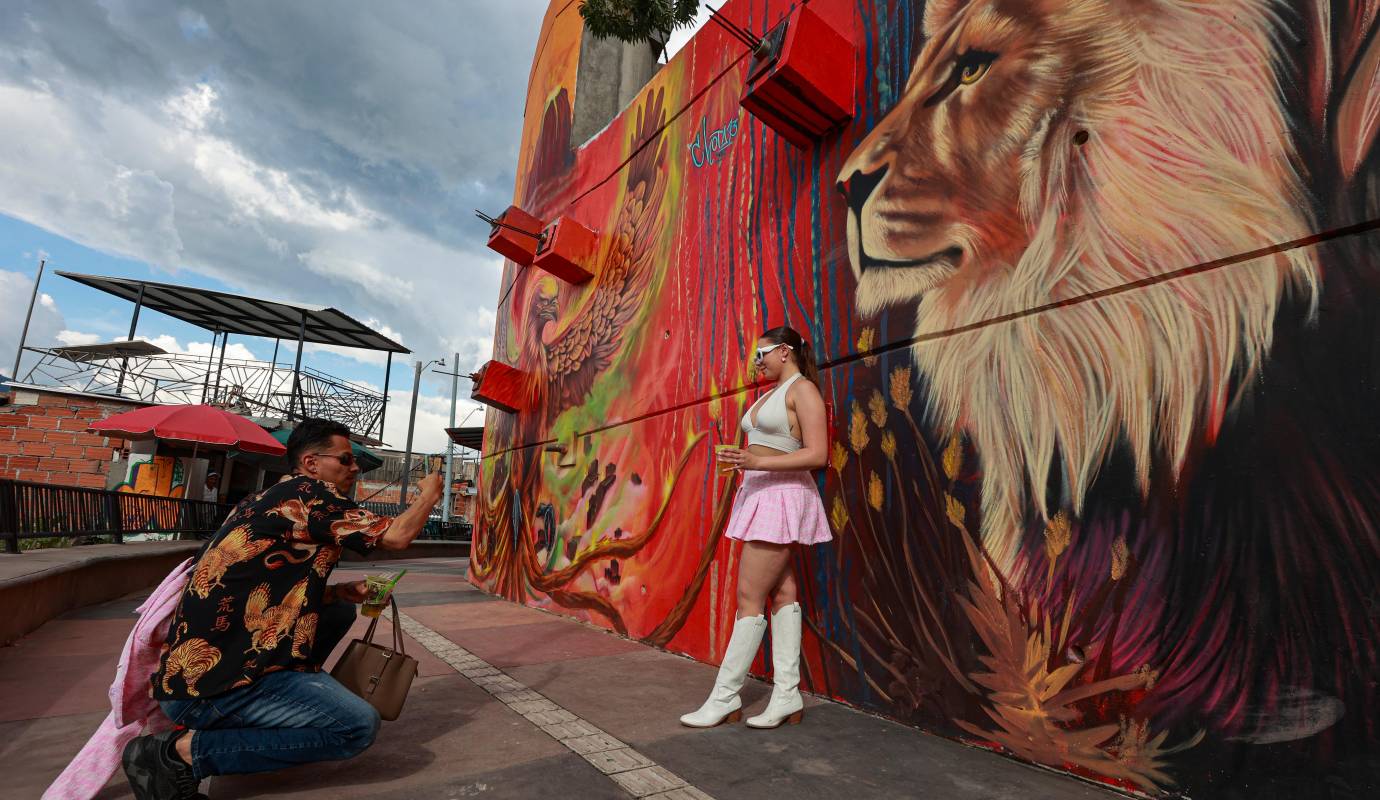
[49,340,168,362]
[58,271,410,354]
[445,426,484,451]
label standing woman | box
[681,325,832,729]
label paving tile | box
[584,747,656,775]
[494,689,543,704]
[561,731,625,755]
[507,698,558,715]
[646,787,715,800]
[611,765,689,797]
[524,708,576,726]
[541,719,600,740]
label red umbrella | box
[90,404,286,456]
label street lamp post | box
[399,357,443,508]
[444,352,458,522]
[431,360,480,524]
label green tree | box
[578,0,701,55]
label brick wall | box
[0,388,146,489]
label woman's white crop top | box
[740,373,804,453]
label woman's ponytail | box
[796,337,819,384]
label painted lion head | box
[837,0,1319,571]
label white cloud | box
[1,270,69,378]
[0,0,536,372]
[163,82,220,131]
[56,330,102,347]
[379,388,485,453]
[140,333,258,362]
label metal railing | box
[358,500,472,541]
[20,346,386,440]
[0,479,233,554]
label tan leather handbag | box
[330,596,417,721]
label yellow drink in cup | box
[361,570,405,618]
[714,444,737,475]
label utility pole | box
[10,259,45,381]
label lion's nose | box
[837,165,889,217]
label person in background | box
[680,325,832,730]
[121,418,443,800]
[199,472,219,503]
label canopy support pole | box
[200,330,219,404]
[378,351,393,443]
[115,282,145,395]
[212,332,229,404]
[289,312,307,421]
[267,338,279,413]
[11,259,45,383]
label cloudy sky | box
[0,0,559,453]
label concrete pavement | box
[0,557,1119,799]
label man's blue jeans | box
[158,601,380,779]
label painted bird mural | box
[475,87,670,608]
[521,88,668,429]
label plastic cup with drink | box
[361,569,407,618]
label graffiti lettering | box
[687,114,739,168]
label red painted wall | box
[472,1,1380,795]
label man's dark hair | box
[285,418,352,470]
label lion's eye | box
[960,61,989,84]
[925,50,997,107]
[954,51,996,87]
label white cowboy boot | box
[680,614,767,727]
[747,603,804,728]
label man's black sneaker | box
[121,731,205,800]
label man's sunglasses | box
[312,452,356,467]
[753,343,792,364]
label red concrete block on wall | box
[532,216,597,285]
[485,205,545,266]
[740,5,855,148]
[470,360,530,415]
[58,417,93,432]
[22,443,55,459]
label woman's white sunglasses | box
[753,343,793,363]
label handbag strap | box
[359,595,406,656]
[388,595,406,655]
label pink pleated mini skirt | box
[724,470,833,545]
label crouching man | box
[123,418,443,799]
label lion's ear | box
[1336,26,1380,181]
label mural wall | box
[471,1,1380,796]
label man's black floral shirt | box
[151,477,391,700]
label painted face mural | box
[473,1,1380,796]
